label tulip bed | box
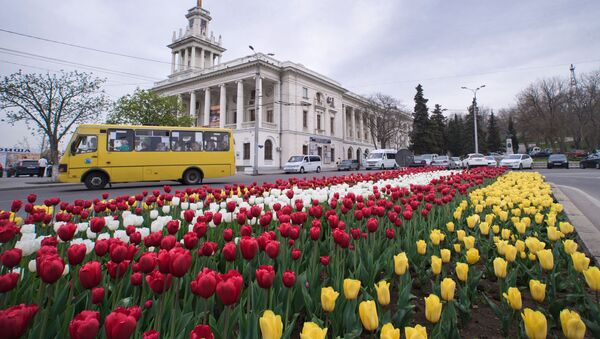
[0,167,599,338]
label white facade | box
[153,2,411,171]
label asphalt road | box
[1,168,598,230]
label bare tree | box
[571,70,600,150]
[362,93,408,149]
[0,71,109,180]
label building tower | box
[569,64,578,94]
[168,0,226,75]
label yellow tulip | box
[456,230,466,241]
[453,243,462,253]
[529,280,546,302]
[479,222,490,235]
[394,252,409,276]
[525,237,545,254]
[463,236,475,250]
[440,278,456,301]
[380,323,400,339]
[504,245,517,262]
[501,228,511,240]
[343,278,361,300]
[560,309,586,339]
[424,294,442,323]
[521,308,547,339]
[320,287,339,312]
[514,221,527,235]
[571,252,590,273]
[496,240,508,255]
[299,322,327,339]
[358,300,379,332]
[466,215,479,229]
[492,225,500,234]
[522,217,531,227]
[559,221,574,235]
[429,229,443,246]
[431,255,442,275]
[537,249,554,271]
[375,280,391,306]
[259,310,283,339]
[466,248,480,265]
[445,221,455,232]
[546,226,564,241]
[534,213,544,224]
[455,262,469,282]
[416,240,427,255]
[499,210,508,222]
[563,240,578,255]
[583,266,600,291]
[485,213,495,225]
[453,210,462,220]
[546,214,556,227]
[440,249,451,263]
[515,240,525,253]
[404,324,428,339]
[494,257,508,279]
[503,287,522,310]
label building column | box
[179,51,184,72]
[351,107,356,140]
[274,81,281,127]
[200,48,205,69]
[171,52,176,74]
[189,91,196,121]
[203,88,211,126]
[256,76,263,128]
[218,55,222,65]
[342,105,346,140]
[219,84,227,128]
[191,47,196,69]
[359,111,365,141]
[183,48,189,70]
[236,80,244,129]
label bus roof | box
[76,124,231,132]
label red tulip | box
[40,236,59,247]
[255,265,275,289]
[226,201,236,212]
[37,255,65,284]
[145,270,172,294]
[240,237,259,260]
[166,220,180,235]
[1,248,22,268]
[94,239,109,257]
[0,304,39,339]
[68,244,87,266]
[212,213,222,226]
[143,330,160,339]
[10,200,22,213]
[0,222,19,243]
[183,232,199,249]
[265,241,280,259]
[106,260,130,279]
[310,227,321,241]
[0,272,19,293]
[69,310,100,339]
[144,300,153,309]
[143,232,162,247]
[216,270,243,305]
[130,272,142,286]
[79,261,102,289]
[138,252,157,274]
[222,242,237,261]
[402,210,413,221]
[366,218,378,233]
[57,223,77,241]
[191,268,219,299]
[223,228,234,242]
[104,308,137,339]
[190,325,214,339]
[282,270,296,288]
[27,194,37,203]
[241,225,253,237]
[91,287,104,304]
[386,228,395,239]
[110,244,128,263]
[320,256,330,266]
[291,248,301,260]
[184,209,196,223]
[160,235,177,250]
[89,217,105,233]
[168,247,192,277]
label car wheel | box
[299,167,305,174]
[381,164,385,170]
[84,171,108,190]
[519,163,523,170]
[316,166,321,173]
[580,163,585,169]
[596,163,600,169]
[182,168,203,185]
[547,165,551,169]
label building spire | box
[197,0,202,8]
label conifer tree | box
[486,112,502,152]
[446,114,464,156]
[430,104,447,154]
[409,84,433,154]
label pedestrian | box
[38,157,48,177]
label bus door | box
[106,129,143,183]
[67,134,99,180]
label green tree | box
[446,114,464,156]
[507,114,519,153]
[107,89,192,127]
[0,71,109,180]
[486,112,502,152]
[463,99,487,154]
[429,104,447,154]
[409,84,433,154]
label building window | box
[331,148,335,163]
[264,140,273,160]
[302,111,308,128]
[243,143,250,160]
[250,90,256,100]
[302,145,308,155]
[317,146,322,158]
[317,115,322,130]
[302,87,308,99]
[250,109,256,122]
[330,117,335,135]
[266,110,274,123]
[233,111,237,124]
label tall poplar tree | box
[486,112,502,152]
[430,104,447,154]
[409,84,433,154]
[446,114,464,156]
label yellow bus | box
[59,124,235,189]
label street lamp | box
[461,85,486,154]
[249,45,274,175]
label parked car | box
[6,160,40,177]
[462,153,487,169]
[420,154,439,166]
[410,155,427,167]
[579,154,600,169]
[499,154,533,169]
[337,159,360,171]
[364,149,398,170]
[568,150,588,158]
[546,154,569,169]
[431,156,450,168]
[0,163,3,177]
[449,157,462,169]
[283,155,322,174]
[483,156,497,167]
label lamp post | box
[461,85,486,154]
[249,45,274,175]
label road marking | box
[555,184,600,209]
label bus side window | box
[108,129,134,152]
[171,131,201,152]
[204,132,230,151]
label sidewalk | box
[551,183,600,265]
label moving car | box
[499,154,533,169]
[579,153,600,169]
[337,159,360,171]
[450,157,462,169]
[483,156,497,167]
[6,160,40,177]
[462,154,488,169]
[547,154,569,169]
[365,149,398,170]
[431,156,450,168]
[284,155,322,174]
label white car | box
[499,154,533,170]
[365,149,398,170]
[431,155,450,168]
[483,156,497,167]
[462,153,487,169]
[450,157,462,169]
[420,154,439,166]
[283,155,322,174]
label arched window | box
[347,147,353,159]
[264,139,273,160]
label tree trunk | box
[50,137,60,182]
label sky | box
[1,0,599,151]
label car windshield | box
[451,157,460,161]
[549,154,566,161]
[506,155,521,160]
[368,153,383,159]
[436,156,449,161]
[421,154,434,159]
[288,156,304,162]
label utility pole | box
[249,45,274,175]
[461,85,486,154]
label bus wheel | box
[182,169,203,185]
[84,171,108,190]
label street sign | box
[0,147,32,154]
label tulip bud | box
[259,310,283,339]
[343,278,361,300]
[455,262,468,282]
[503,287,522,310]
[560,309,586,339]
[493,257,508,279]
[393,252,409,276]
[320,287,339,312]
[529,279,546,303]
[358,300,379,332]
[583,266,600,291]
[425,294,442,323]
[521,308,547,339]
[374,280,390,306]
[431,255,442,275]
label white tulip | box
[63,264,70,276]
[20,224,36,234]
[172,197,180,206]
[150,210,159,219]
[28,260,36,272]
[181,202,189,210]
[162,205,171,214]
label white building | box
[153,1,411,172]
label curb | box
[0,183,81,192]
[551,183,600,265]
